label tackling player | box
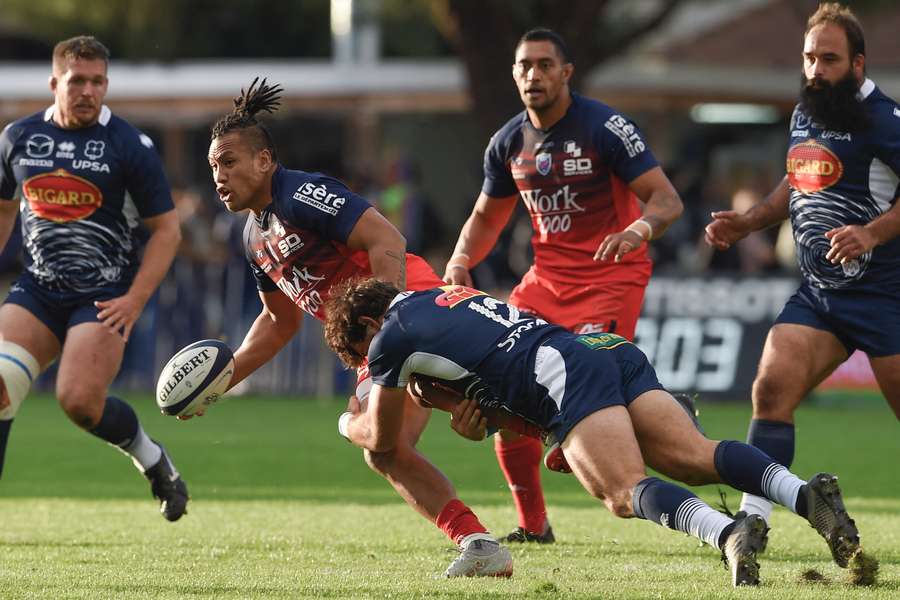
[203,78,512,577]
[324,277,867,587]
[705,3,900,527]
[0,36,187,520]
[444,28,684,543]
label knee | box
[751,373,792,419]
[602,488,635,519]
[56,387,103,429]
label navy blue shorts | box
[533,332,664,443]
[4,274,129,344]
[775,282,900,357]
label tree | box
[430,0,683,138]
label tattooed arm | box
[346,206,408,290]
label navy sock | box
[88,396,139,448]
[0,419,12,479]
[746,419,794,467]
[714,440,775,498]
[633,476,696,527]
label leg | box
[0,304,60,477]
[562,405,764,586]
[740,323,846,520]
[57,322,188,521]
[492,428,552,541]
[868,354,900,419]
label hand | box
[346,394,364,415]
[595,229,645,263]
[442,264,473,286]
[94,293,146,342]
[176,409,205,421]
[0,378,8,411]
[825,225,878,264]
[704,210,751,250]
[449,398,487,441]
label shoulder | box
[1,110,46,143]
[865,86,900,131]
[488,111,527,151]
[107,113,158,151]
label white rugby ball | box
[156,339,234,417]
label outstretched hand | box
[704,210,751,250]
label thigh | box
[56,322,125,401]
[0,303,60,368]
[868,354,900,419]
[752,323,847,420]
[629,389,719,482]
[561,405,647,499]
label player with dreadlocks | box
[202,78,514,577]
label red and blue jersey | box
[786,79,900,291]
[244,165,441,321]
[0,106,173,293]
[482,93,658,285]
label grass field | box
[1,393,897,599]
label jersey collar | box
[857,78,875,101]
[43,104,112,126]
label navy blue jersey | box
[242,165,372,319]
[368,285,571,427]
[0,106,173,293]
[482,93,658,284]
[786,79,900,291]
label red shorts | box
[355,254,443,398]
[508,267,648,340]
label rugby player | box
[0,36,187,520]
[203,79,511,577]
[444,28,684,543]
[705,2,900,526]
[324,277,866,587]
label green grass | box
[1,394,897,598]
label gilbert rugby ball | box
[156,339,234,417]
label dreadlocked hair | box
[324,278,400,368]
[211,77,283,161]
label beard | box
[798,71,869,132]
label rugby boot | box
[144,441,189,522]
[498,524,556,544]
[802,472,860,568]
[443,535,513,578]
[721,513,769,587]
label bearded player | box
[706,2,900,530]
[444,28,684,543]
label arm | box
[826,194,900,263]
[230,290,303,389]
[443,192,519,285]
[94,209,181,341]
[346,207,407,289]
[0,199,18,251]
[705,177,791,250]
[343,383,406,452]
[596,166,684,262]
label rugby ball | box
[156,339,234,417]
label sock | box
[495,435,547,533]
[88,396,161,471]
[633,476,733,549]
[739,419,795,520]
[0,419,12,479]
[436,499,488,546]
[715,440,804,515]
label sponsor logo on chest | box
[520,184,584,216]
[293,182,346,215]
[22,168,102,222]
[786,140,843,194]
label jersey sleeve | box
[119,124,175,218]
[279,173,371,243]
[594,110,659,183]
[0,124,19,200]
[481,132,518,198]
[367,325,412,389]
[872,103,900,185]
[242,219,278,293]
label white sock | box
[675,497,734,549]
[459,532,495,549]
[122,427,162,471]
[760,464,804,515]
[739,493,774,522]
